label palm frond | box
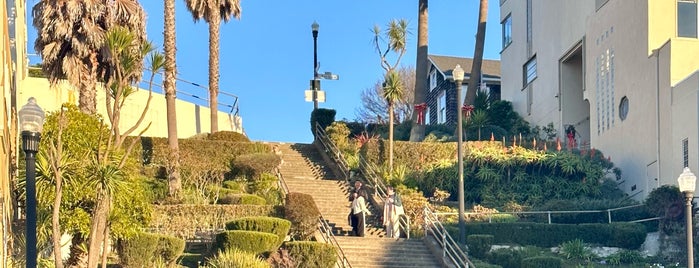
[382,70,404,104]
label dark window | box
[679,0,698,38]
[619,96,629,121]
[683,138,690,168]
[523,56,537,86]
[502,14,512,50]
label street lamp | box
[452,64,466,244]
[679,167,697,268]
[311,21,320,110]
[18,97,45,268]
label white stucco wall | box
[671,72,699,193]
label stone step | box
[334,237,443,267]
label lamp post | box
[679,167,697,268]
[453,64,466,244]
[18,97,45,268]
[311,21,320,111]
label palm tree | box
[164,0,182,197]
[463,0,489,107]
[410,0,429,142]
[32,0,146,114]
[184,0,241,133]
[383,71,404,175]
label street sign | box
[304,90,326,102]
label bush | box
[118,232,185,267]
[310,108,336,137]
[559,239,594,261]
[205,248,270,268]
[467,234,494,259]
[208,131,250,142]
[471,260,502,268]
[225,217,291,249]
[606,249,645,265]
[232,153,281,179]
[520,256,563,268]
[222,180,247,193]
[215,230,279,255]
[218,194,267,205]
[284,192,320,240]
[488,248,525,268]
[285,241,337,268]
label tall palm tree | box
[410,0,429,142]
[32,0,146,114]
[184,0,241,133]
[164,0,182,197]
[463,0,489,107]
[383,70,404,176]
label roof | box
[428,54,501,79]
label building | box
[499,0,699,199]
[424,55,501,126]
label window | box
[619,96,629,121]
[437,91,447,123]
[523,56,537,86]
[683,138,689,168]
[425,108,431,125]
[430,70,437,90]
[678,0,698,38]
[502,14,512,49]
[596,0,610,10]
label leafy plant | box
[205,248,270,268]
[559,239,594,261]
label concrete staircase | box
[334,236,443,268]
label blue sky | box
[27,1,503,143]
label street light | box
[18,97,45,268]
[679,167,697,268]
[452,64,466,244]
[311,21,320,110]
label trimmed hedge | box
[284,192,321,240]
[215,230,279,254]
[285,241,337,268]
[150,205,282,239]
[208,131,250,142]
[452,222,646,249]
[467,234,494,259]
[118,232,185,267]
[359,139,458,171]
[231,153,281,178]
[310,108,336,137]
[225,217,291,249]
[218,194,267,205]
[521,256,563,268]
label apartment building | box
[499,0,699,199]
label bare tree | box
[355,66,415,123]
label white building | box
[499,0,699,199]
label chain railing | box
[314,122,410,239]
[424,206,475,268]
[273,143,351,268]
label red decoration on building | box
[414,103,428,125]
[462,104,475,119]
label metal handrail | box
[435,204,647,224]
[424,206,475,268]
[314,122,410,238]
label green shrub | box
[225,217,291,249]
[218,194,267,205]
[471,260,502,268]
[118,232,185,267]
[208,131,250,142]
[467,234,494,259]
[559,239,594,261]
[310,108,336,137]
[232,153,281,179]
[285,241,337,268]
[325,122,354,153]
[520,256,563,268]
[214,230,278,255]
[222,180,247,192]
[606,249,644,265]
[488,248,525,268]
[205,248,270,268]
[284,192,320,240]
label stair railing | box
[314,123,410,239]
[423,206,475,268]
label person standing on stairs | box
[350,180,369,202]
[350,191,372,236]
[383,186,405,239]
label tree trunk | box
[208,14,221,133]
[463,0,488,107]
[66,233,87,268]
[389,103,394,177]
[409,0,429,142]
[100,225,110,268]
[52,173,64,268]
[164,0,181,197]
[79,51,99,114]
[86,196,109,268]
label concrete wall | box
[18,77,243,138]
[671,72,699,193]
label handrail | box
[273,142,352,268]
[435,204,647,224]
[424,206,475,268]
[314,122,410,238]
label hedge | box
[208,131,251,142]
[448,222,646,249]
[284,192,321,240]
[285,241,337,268]
[149,204,282,239]
[225,217,291,249]
[215,230,279,255]
[218,194,267,205]
[521,256,563,268]
[118,232,185,267]
[467,234,494,259]
[310,108,336,137]
[359,139,459,171]
[231,153,281,178]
